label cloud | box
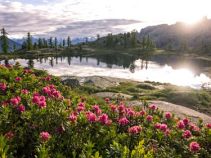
[38,19,142,38]
[0,1,142,38]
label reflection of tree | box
[67,56,71,65]
[49,58,54,67]
[97,58,100,65]
[129,63,135,73]
[55,56,58,65]
[4,59,9,66]
[86,57,88,62]
[39,58,43,64]
[27,59,34,68]
[79,56,82,63]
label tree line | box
[0,28,72,53]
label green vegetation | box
[0,64,211,157]
[0,28,9,54]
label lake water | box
[1,54,211,89]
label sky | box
[0,0,211,38]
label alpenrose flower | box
[128,126,142,134]
[21,89,29,94]
[99,114,109,125]
[92,105,102,115]
[86,112,97,123]
[0,82,6,91]
[15,77,22,82]
[207,123,211,129]
[146,115,153,122]
[69,113,77,122]
[165,112,172,119]
[4,131,14,140]
[160,123,168,132]
[10,96,21,106]
[32,95,47,108]
[183,118,189,126]
[118,117,129,126]
[40,131,51,142]
[177,120,185,129]
[149,104,157,110]
[17,104,25,112]
[183,130,192,139]
[189,142,200,152]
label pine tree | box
[38,38,43,48]
[0,28,9,53]
[62,39,66,47]
[49,37,53,48]
[54,37,57,48]
[67,36,71,48]
[26,32,33,50]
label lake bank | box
[61,75,211,118]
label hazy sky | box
[0,0,211,38]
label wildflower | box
[4,131,14,140]
[0,82,6,91]
[110,104,117,112]
[149,104,157,110]
[118,117,129,126]
[128,126,142,134]
[165,112,172,119]
[189,123,200,132]
[40,131,51,142]
[15,77,22,82]
[21,89,29,94]
[177,120,185,129]
[146,115,153,122]
[183,118,189,126]
[105,98,110,103]
[10,96,21,106]
[77,106,85,112]
[154,123,161,129]
[38,101,46,109]
[140,110,146,116]
[86,112,97,123]
[164,129,171,136]
[92,105,102,115]
[160,123,168,132]
[99,114,109,125]
[183,130,192,139]
[118,104,125,113]
[189,142,200,152]
[17,104,25,112]
[127,108,136,117]
[69,113,77,122]
[207,123,211,129]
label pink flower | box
[38,101,46,109]
[69,113,77,122]
[32,95,47,108]
[118,104,125,113]
[99,114,109,125]
[21,89,29,94]
[149,104,157,110]
[110,104,117,112]
[105,98,110,103]
[10,96,21,106]
[189,142,200,152]
[40,131,51,142]
[146,115,153,122]
[160,123,168,132]
[164,129,171,136]
[183,130,192,139]
[189,123,200,132]
[78,102,85,107]
[77,106,85,112]
[139,110,146,116]
[206,123,211,129]
[0,82,6,91]
[118,117,129,126]
[92,105,102,115]
[127,108,136,117]
[17,104,25,112]
[4,131,14,140]
[165,112,172,119]
[154,123,161,129]
[128,126,142,134]
[183,118,189,126]
[177,120,185,129]
[86,112,97,123]
[15,77,22,82]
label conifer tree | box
[54,37,57,48]
[0,28,9,53]
[26,32,33,50]
[62,39,66,47]
[67,36,71,48]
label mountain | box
[138,17,211,53]
[0,38,22,53]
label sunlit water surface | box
[1,56,211,89]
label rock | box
[94,92,133,100]
[62,78,80,88]
[126,100,211,124]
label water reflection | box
[1,53,211,89]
